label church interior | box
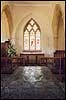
[1,1,65,99]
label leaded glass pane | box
[36,30,40,50]
[33,24,38,31]
[24,30,29,36]
[30,31,35,50]
[36,37,40,50]
[30,20,34,25]
[24,31,29,50]
[27,24,32,31]
[30,30,34,36]
[36,30,40,36]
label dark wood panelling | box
[54,50,65,57]
[20,53,44,65]
[1,41,9,57]
[1,41,17,73]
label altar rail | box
[16,56,65,81]
[39,57,65,80]
[1,56,65,81]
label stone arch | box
[1,10,10,42]
[14,13,42,36]
[14,13,42,53]
[2,5,13,39]
[52,4,64,50]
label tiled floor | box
[1,66,65,99]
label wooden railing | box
[39,57,65,80]
[1,56,65,81]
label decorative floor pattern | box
[1,66,65,99]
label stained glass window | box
[36,30,40,50]
[24,30,29,50]
[24,18,41,51]
[30,30,35,50]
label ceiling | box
[8,1,65,6]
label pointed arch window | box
[24,18,41,51]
